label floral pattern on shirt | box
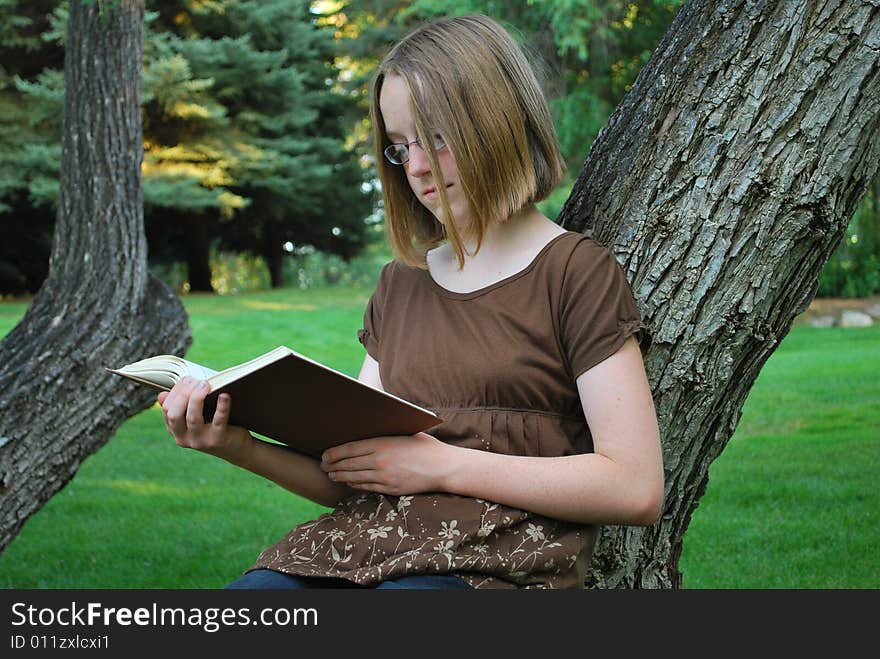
[251,491,595,589]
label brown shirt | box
[249,231,649,588]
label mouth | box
[423,183,454,198]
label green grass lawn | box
[677,325,879,588]
[0,289,877,588]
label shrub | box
[819,187,880,298]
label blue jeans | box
[225,568,471,590]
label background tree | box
[0,0,65,293]
[207,0,373,285]
[0,0,373,295]
[4,1,876,299]
[143,0,372,290]
[0,0,190,552]
[139,1,248,293]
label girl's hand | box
[157,376,251,462]
[320,432,453,496]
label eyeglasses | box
[383,131,447,166]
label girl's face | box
[379,75,471,230]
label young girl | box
[158,14,663,590]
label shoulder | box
[548,233,638,312]
[557,231,614,256]
[380,257,426,281]
[546,231,619,278]
[372,258,426,298]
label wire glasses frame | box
[383,132,447,166]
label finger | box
[163,377,198,422]
[321,456,373,473]
[328,469,379,484]
[211,393,231,428]
[162,390,189,434]
[322,438,380,464]
[185,380,210,429]
[157,391,168,405]
[170,375,200,398]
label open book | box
[107,346,443,458]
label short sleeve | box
[558,239,651,379]
[357,261,394,361]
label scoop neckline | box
[422,230,576,300]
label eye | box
[383,144,409,165]
[430,131,446,150]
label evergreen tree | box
[0,0,65,293]
[145,0,372,289]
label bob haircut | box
[370,14,566,269]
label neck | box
[457,205,542,258]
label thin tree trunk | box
[559,0,880,587]
[186,213,214,292]
[267,250,284,289]
[0,0,190,552]
[265,224,284,289]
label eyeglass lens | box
[384,132,446,165]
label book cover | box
[109,347,443,458]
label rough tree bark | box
[0,0,190,552]
[558,0,880,587]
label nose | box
[406,141,431,177]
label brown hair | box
[370,15,565,268]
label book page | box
[180,359,218,380]
[112,355,217,390]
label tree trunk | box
[186,213,214,292]
[559,0,880,587]
[267,250,285,289]
[265,224,285,289]
[0,0,190,552]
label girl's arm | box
[322,337,664,526]
[441,336,663,525]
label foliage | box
[144,0,374,287]
[283,234,391,289]
[150,232,391,294]
[150,248,272,295]
[819,180,880,298]
[0,0,65,207]
[210,249,273,295]
[0,0,64,293]
[1,0,877,298]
